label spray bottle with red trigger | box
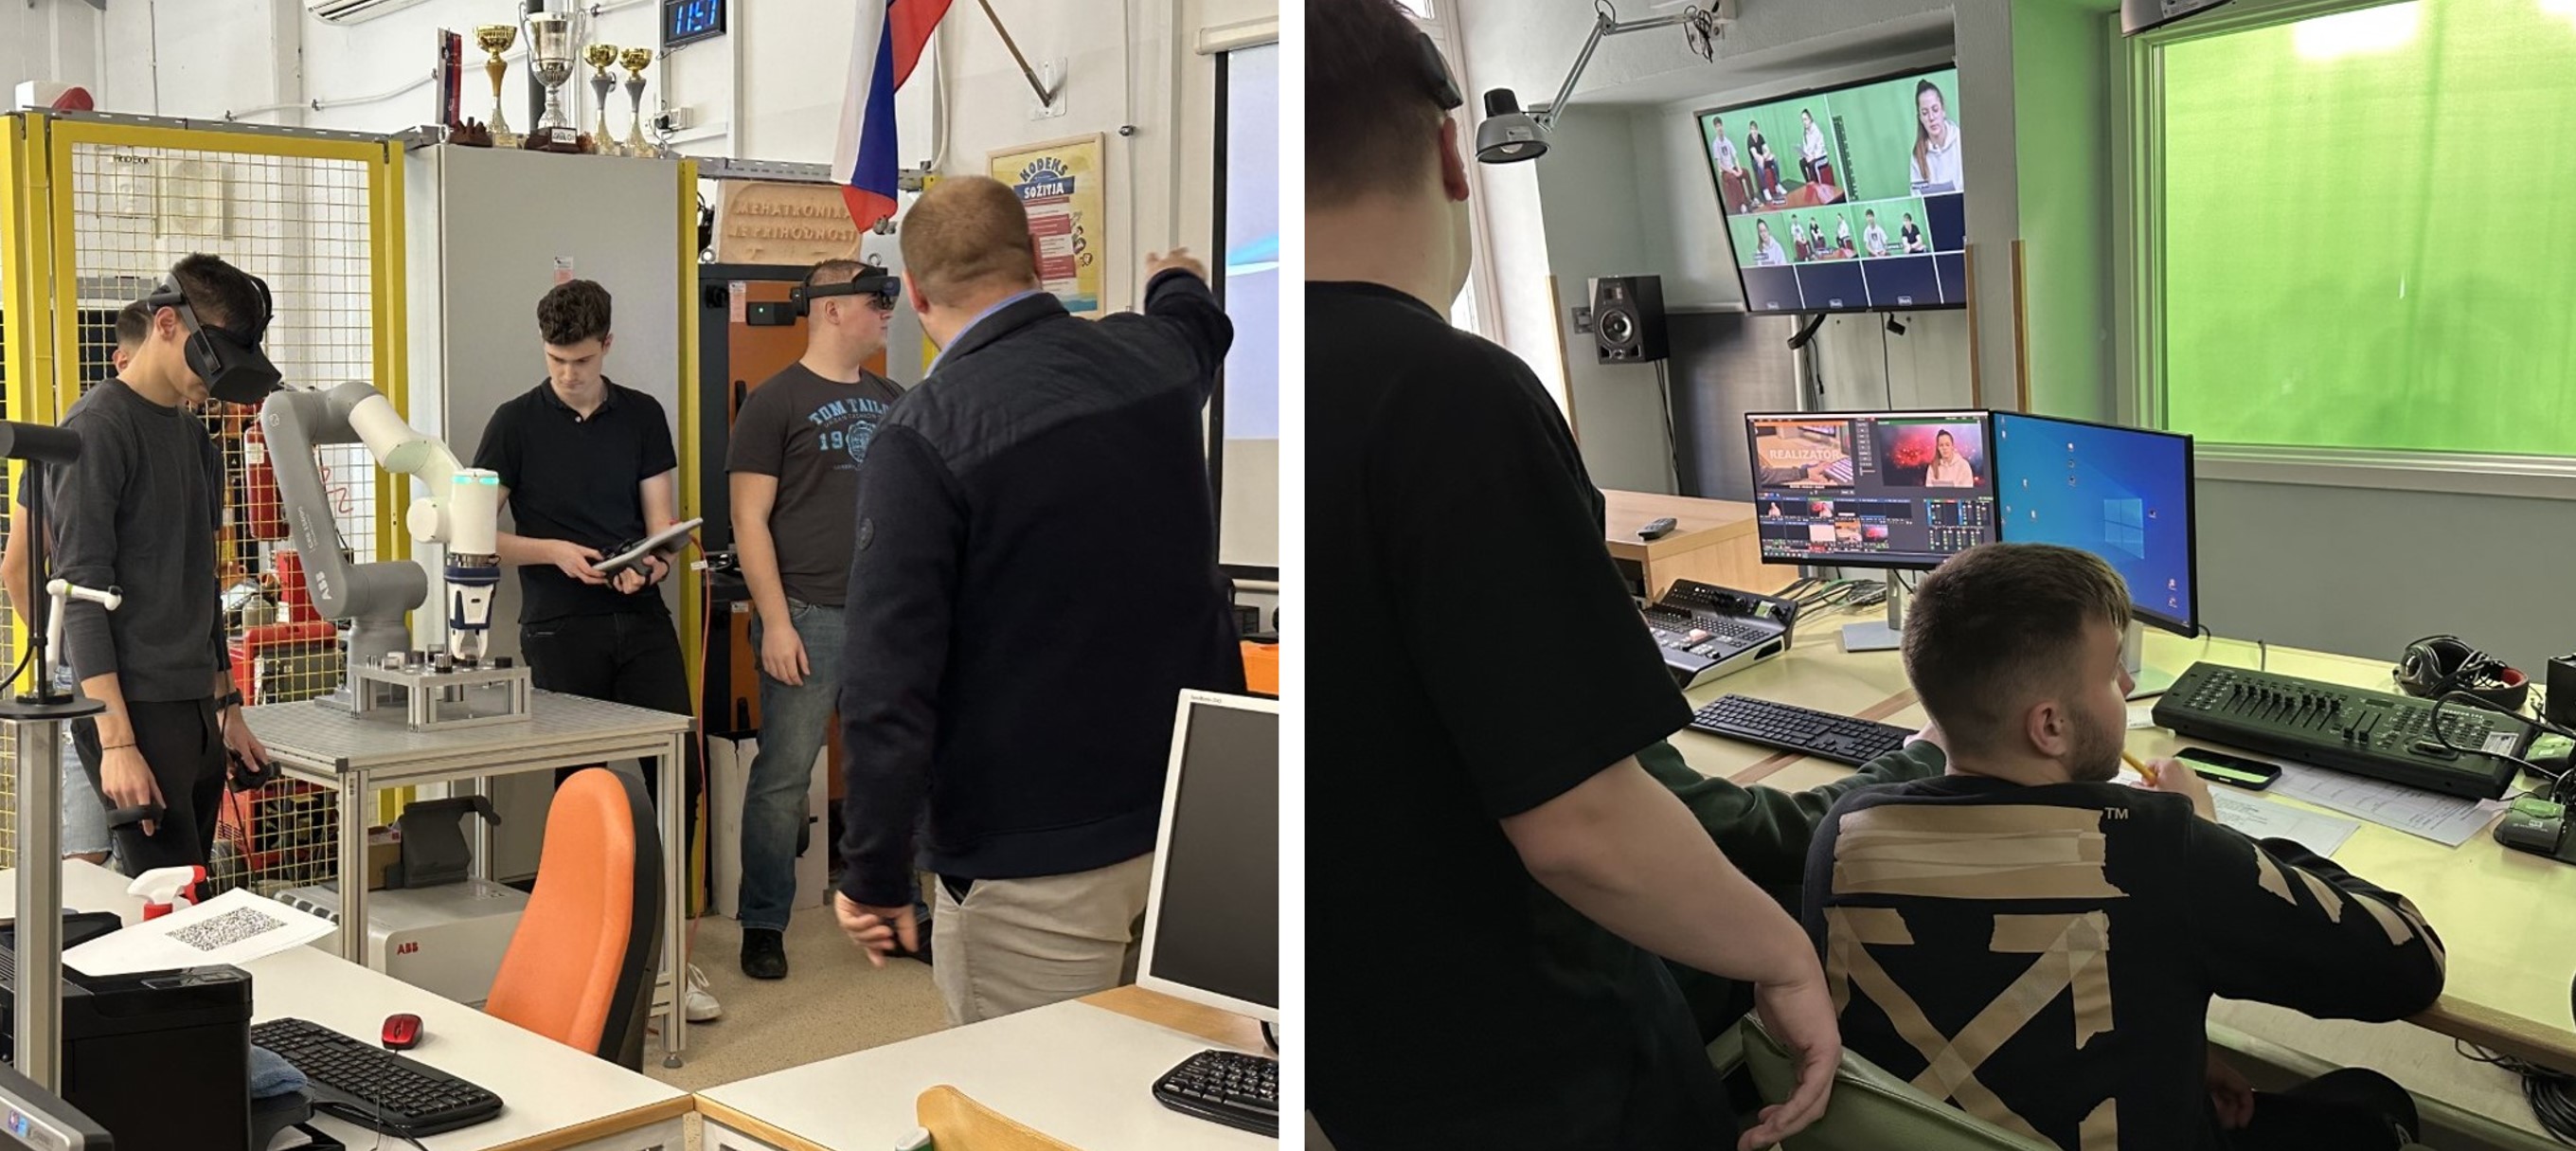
[128,866,206,921]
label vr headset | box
[142,261,281,405]
[789,263,901,316]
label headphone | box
[2394,634,2530,711]
[142,262,280,404]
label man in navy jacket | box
[833,175,1243,1023]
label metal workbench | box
[240,691,697,1065]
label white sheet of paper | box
[2111,765,2362,855]
[2267,762,2507,848]
[64,888,336,977]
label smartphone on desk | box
[2176,746,2281,791]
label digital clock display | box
[664,0,726,47]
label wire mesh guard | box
[0,137,383,893]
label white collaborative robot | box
[261,380,530,728]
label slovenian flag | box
[834,0,953,231]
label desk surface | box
[1601,490,1761,561]
[695,989,1272,1151]
[1690,620,2576,1075]
[8,862,691,1151]
[242,691,691,774]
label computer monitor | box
[0,1062,113,1150]
[1138,691,1278,1025]
[1993,411,2199,694]
[1744,409,1997,570]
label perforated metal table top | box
[242,690,692,774]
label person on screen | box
[1834,216,1855,257]
[1790,222,1811,263]
[1863,209,1889,258]
[1926,429,1977,488]
[1708,117,1753,212]
[1910,80,1963,192]
[1755,220,1787,266]
[1902,212,1928,254]
[1799,109,1830,187]
[1747,119,1784,204]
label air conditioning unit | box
[308,0,435,25]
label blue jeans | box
[741,602,845,932]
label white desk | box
[695,988,1272,1151]
[6,861,692,1151]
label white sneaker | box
[686,963,723,1022]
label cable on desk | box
[2457,1041,2576,1145]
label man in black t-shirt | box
[474,279,718,1022]
[1306,4,1840,1148]
[724,259,907,980]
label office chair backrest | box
[484,767,663,1069]
[1736,1016,2055,1151]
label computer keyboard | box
[1152,1048,1278,1137]
[2151,662,2527,800]
[1690,694,1913,766]
[252,1016,504,1137]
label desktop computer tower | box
[0,944,253,1151]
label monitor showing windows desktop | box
[1992,411,2199,637]
[1745,409,1997,570]
[1137,691,1278,1024]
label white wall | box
[2,1,108,103]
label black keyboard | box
[1690,694,1913,766]
[1152,1049,1278,1137]
[252,1016,504,1137]
[2151,662,2527,800]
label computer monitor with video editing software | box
[1744,409,1997,570]
[0,1062,113,1150]
[1993,410,2198,694]
[1138,691,1278,1024]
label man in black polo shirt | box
[474,278,718,1022]
[1306,3,1839,1148]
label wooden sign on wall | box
[714,181,865,265]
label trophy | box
[474,24,519,148]
[620,47,655,157]
[523,10,582,152]
[585,44,619,155]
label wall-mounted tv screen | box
[1697,64,1968,315]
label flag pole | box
[974,0,1059,106]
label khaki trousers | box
[931,852,1155,1025]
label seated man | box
[1803,543,2441,1151]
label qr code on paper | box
[170,907,283,952]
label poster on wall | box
[989,134,1105,316]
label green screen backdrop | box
[2161,0,2576,455]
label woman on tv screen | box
[1901,212,1927,254]
[1746,119,1783,204]
[1927,428,1977,487]
[1754,220,1786,266]
[1799,109,1829,185]
[1909,80,1963,193]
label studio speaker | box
[1589,275,1668,365]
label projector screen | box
[1215,43,1279,572]
[1698,65,1970,315]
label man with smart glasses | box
[24,253,278,875]
[726,260,908,980]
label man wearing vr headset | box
[724,259,905,980]
[17,254,278,874]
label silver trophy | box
[524,10,582,152]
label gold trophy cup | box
[474,24,519,147]
[620,47,655,157]
[585,44,619,154]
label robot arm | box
[261,380,500,665]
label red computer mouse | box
[382,1014,423,1051]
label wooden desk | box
[1690,627,2576,1129]
[4,861,693,1151]
[1601,491,1793,600]
[694,988,1270,1151]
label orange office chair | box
[484,767,664,1070]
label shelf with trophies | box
[436,7,664,158]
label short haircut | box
[538,279,614,347]
[170,253,266,333]
[898,177,1039,306]
[1308,0,1449,207]
[804,260,868,288]
[1903,544,2131,751]
[114,300,151,349]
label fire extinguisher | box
[244,415,288,541]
